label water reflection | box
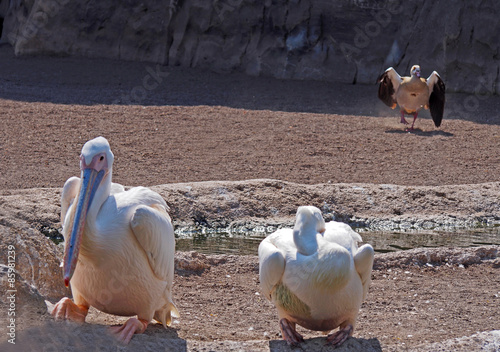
[360,228,500,253]
[175,227,500,255]
[176,231,265,256]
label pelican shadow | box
[1,320,187,352]
[269,336,382,351]
[385,129,454,137]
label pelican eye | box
[100,156,104,161]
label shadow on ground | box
[385,128,455,137]
[268,336,382,351]
[1,46,499,125]
[2,320,187,352]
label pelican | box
[378,65,446,130]
[51,136,179,344]
[258,206,374,347]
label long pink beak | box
[63,167,104,287]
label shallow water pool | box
[175,226,500,255]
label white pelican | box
[51,136,179,344]
[378,65,445,130]
[258,206,374,347]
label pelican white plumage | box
[258,206,374,347]
[378,65,446,130]
[51,136,179,344]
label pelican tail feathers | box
[154,300,180,328]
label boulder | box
[0,225,68,301]
[412,330,500,352]
[0,187,69,302]
[0,263,49,332]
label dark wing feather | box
[429,76,446,127]
[377,72,396,108]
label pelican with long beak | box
[258,206,374,347]
[51,136,179,344]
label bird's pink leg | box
[51,297,89,323]
[400,111,409,125]
[406,112,418,131]
[279,318,304,346]
[109,317,149,344]
[326,323,353,347]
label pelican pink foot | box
[279,318,304,346]
[326,324,353,347]
[51,297,89,323]
[109,318,149,344]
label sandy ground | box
[1,46,500,190]
[0,45,499,351]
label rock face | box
[412,330,500,352]
[1,0,499,94]
[3,180,500,236]
[0,226,69,302]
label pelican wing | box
[258,232,286,300]
[61,176,80,224]
[354,244,375,300]
[61,178,124,224]
[130,203,175,282]
[110,182,125,194]
[378,67,402,109]
[323,221,362,254]
[426,71,446,127]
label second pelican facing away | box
[51,137,179,344]
[258,206,374,347]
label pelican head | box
[411,65,421,78]
[293,206,326,256]
[294,206,326,234]
[63,137,114,287]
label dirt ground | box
[0,45,499,351]
[1,46,500,190]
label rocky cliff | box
[1,0,498,94]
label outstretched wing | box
[378,67,402,109]
[426,71,446,127]
[258,232,286,300]
[130,203,175,283]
